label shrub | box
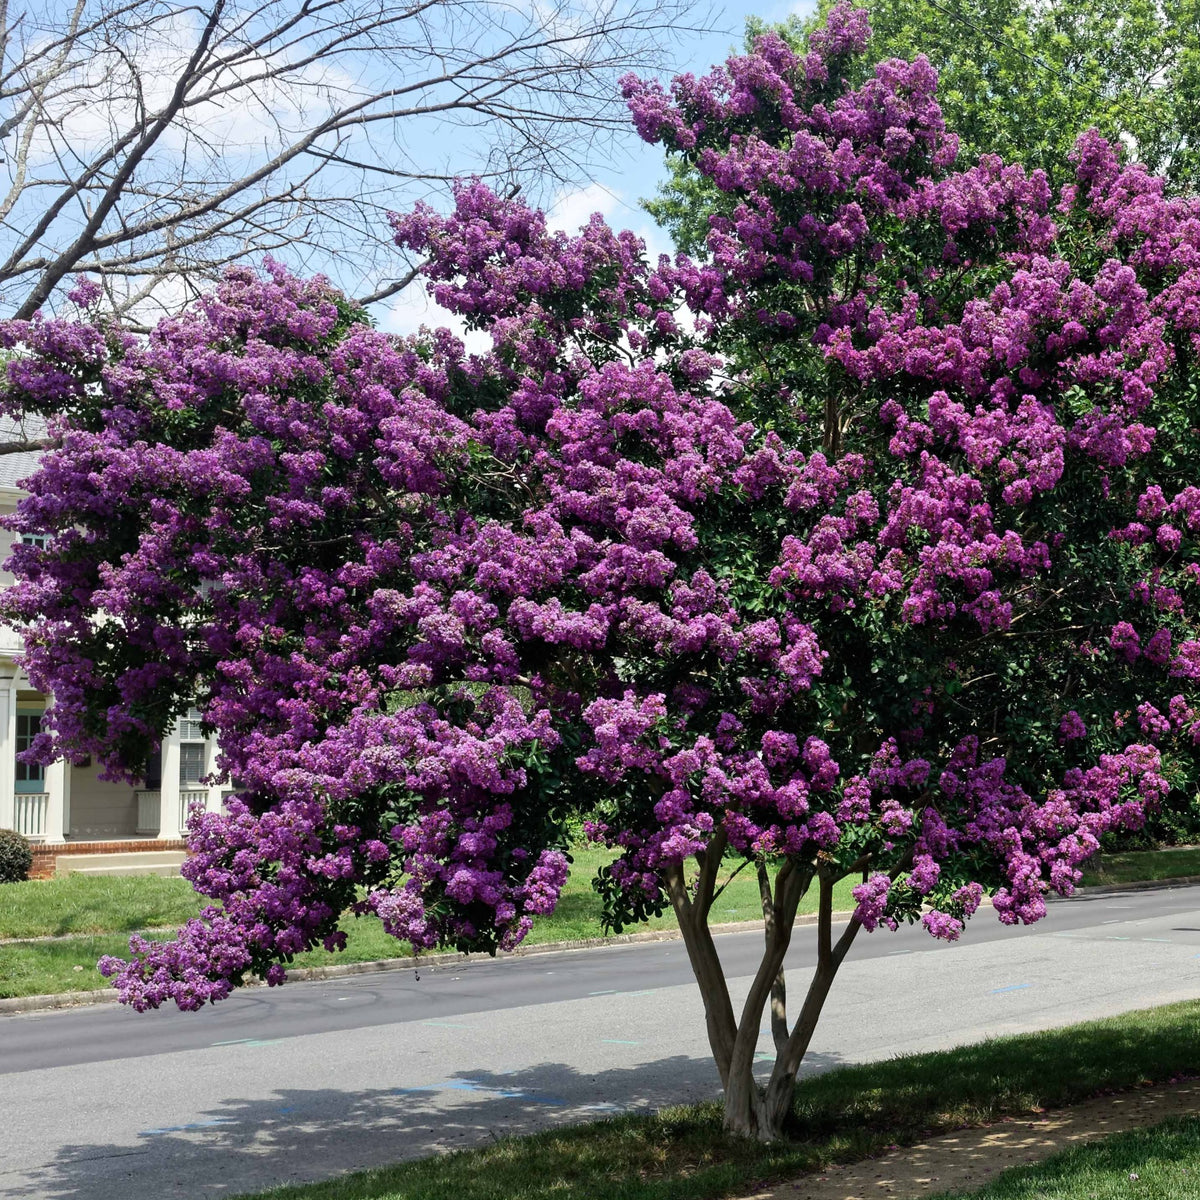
[0,827,33,883]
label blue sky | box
[381,0,818,342]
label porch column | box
[159,722,183,840]
[206,736,223,815]
[43,758,68,845]
[0,672,13,831]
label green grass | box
[0,933,150,995]
[0,847,859,997]
[223,999,1200,1200]
[930,1116,1200,1199]
[1080,845,1200,888]
[515,845,856,945]
[7,839,1197,999]
[0,872,202,938]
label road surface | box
[3,883,1200,1199]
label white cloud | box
[30,11,357,169]
[549,179,674,263]
[381,177,679,349]
[380,280,492,355]
[546,181,623,234]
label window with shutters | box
[15,712,44,791]
[179,707,206,787]
[179,708,204,742]
[179,743,205,786]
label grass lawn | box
[221,999,1200,1200]
[0,872,204,938]
[1080,845,1200,888]
[4,840,1196,999]
[0,934,140,997]
[931,1116,1200,1199]
[0,847,860,998]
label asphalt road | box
[3,883,1200,1199]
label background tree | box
[3,3,1200,1144]
[0,0,703,323]
[807,0,1200,187]
[651,0,1200,254]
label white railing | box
[180,789,208,830]
[13,792,48,838]
[135,790,161,834]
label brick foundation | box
[28,838,188,880]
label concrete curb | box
[4,872,1198,1016]
[0,987,120,1013]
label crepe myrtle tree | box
[2,5,1200,1142]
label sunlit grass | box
[930,1116,1200,1199]
[0,872,201,939]
[0,846,859,997]
[1081,846,1200,888]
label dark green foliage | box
[0,827,32,884]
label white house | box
[0,432,224,868]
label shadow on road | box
[9,1049,846,1199]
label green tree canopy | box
[650,0,1200,255]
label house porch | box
[0,668,225,854]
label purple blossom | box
[1059,711,1088,741]
[2,6,1197,1013]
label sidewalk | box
[746,1078,1200,1200]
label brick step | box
[28,839,188,879]
[63,863,184,878]
[55,851,187,877]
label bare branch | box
[0,0,717,320]
[353,263,423,308]
[0,436,57,453]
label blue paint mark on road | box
[601,1038,640,1045]
[211,1037,282,1047]
[141,1119,235,1136]
[991,983,1031,994]
[588,989,617,996]
[394,1080,565,1105]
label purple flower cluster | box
[5,5,1200,1007]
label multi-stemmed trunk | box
[664,836,863,1142]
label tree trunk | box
[722,1065,786,1141]
[670,860,863,1142]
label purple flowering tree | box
[3,4,1200,1141]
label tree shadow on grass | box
[794,1001,1200,1136]
[11,1050,848,1200]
